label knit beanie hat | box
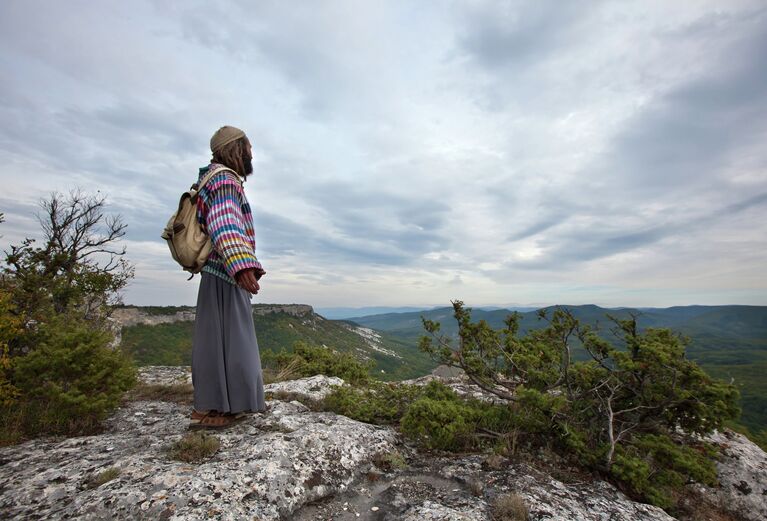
[210,125,246,153]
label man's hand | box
[235,268,262,294]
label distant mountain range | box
[315,306,435,319]
[316,305,538,319]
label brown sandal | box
[188,410,246,430]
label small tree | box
[420,300,740,508]
[0,192,137,443]
[3,190,134,355]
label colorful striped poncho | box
[195,163,264,285]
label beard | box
[242,155,253,176]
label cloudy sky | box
[0,0,765,308]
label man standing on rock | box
[189,125,268,429]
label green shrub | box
[324,377,517,453]
[400,394,479,451]
[5,315,136,439]
[492,492,529,521]
[85,467,121,489]
[0,289,22,406]
[167,431,220,462]
[419,301,740,510]
[269,340,374,385]
[610,434,717,510]
[0,190,138,445]
[323,379,423,424]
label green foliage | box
[120,321,195,366]
[166,431,220,462]
[0,190,137,444]
[356,304,767,436]
[511,387,566,435]
[323,376,517,453]
[611,434,717,510]
[323,380,423,425]
[418,301,740,510]
[268,340,375,386]
[400,394,478,451]
[8,315,136,436]
[398,379,516,452]
[0,289,22,406]
[3,193,133,356]
[372,449,408,471]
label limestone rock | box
[401,372,509,405]
[265,373,346,403]
[252,304,314,317]
[2,366,764,521]
[399,499,488,520]
[0,373,399,520]
[137,366,192,386]
[694,429,767,521]
[110,307,196,328]
[497,464,674,521]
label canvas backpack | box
[161,165,242,278]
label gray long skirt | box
[191,271,267,414]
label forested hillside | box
[118,306,435,381]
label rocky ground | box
[0,366,764,520]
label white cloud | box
[0,0,765,308]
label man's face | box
[243,142,254,176]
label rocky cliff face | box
[253,304,315,317]
[0,367,764,520]
[111,304,316,330]
[110,308,197,328]
[108,305,316,348]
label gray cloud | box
[508,191,767,270]
[256,210,409,266]
[457,0,597,70]
[591,9,767,196]
[0,1,765,306]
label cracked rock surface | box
[0,370,398,520]
[1,365,765,521]
[693,429,767,521]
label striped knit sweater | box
[195,163,264,285]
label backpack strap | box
[195,169,220,192]
[194,165,244,193]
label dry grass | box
[84,467,121,489]
[468,478,485,497]
[166,431,220,462]
[673,486,741,521]
[492,493,529,521]
[0,400,105,447]
[372,449,408,472]
[366,470,382,482]
[264,356,303,384]
[483,453,507,470]
[264,389,324,411]
[122,382,193,404]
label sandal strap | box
[200,414,230,426]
